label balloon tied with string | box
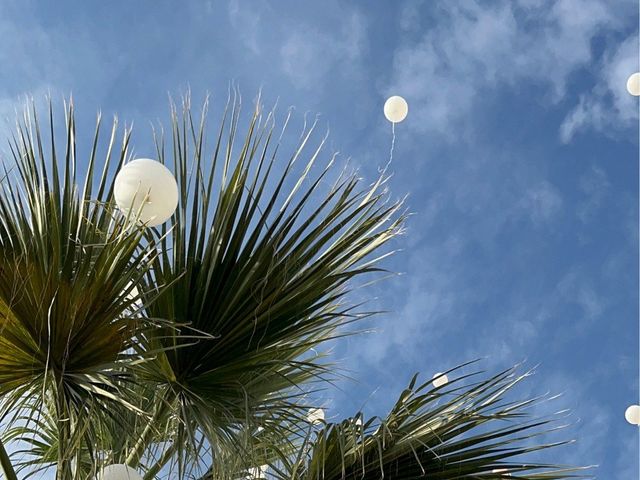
[383,95,408,168]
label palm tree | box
[0,94,588,480]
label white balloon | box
[247,465,268,479]
[491,468,511,476]
[122,283,143,315]
[123,283,140,302]
[432,372,449,388]
[625,404,640,425]
[384,95,409,123]
[307,407,325,424]
[626,72,640,96]
[114,158,179,227]
[99,464,143,480]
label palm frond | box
[128,92,405,468]
[278,363,591,480]
[0,100,158,479]
[0,95,590,480]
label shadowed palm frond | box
[266,363,591,480]
[127,92,405,470]
[0,95,590,480]
[0,100,159,479]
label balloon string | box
[379,122,396,176]
[390,121,396,164]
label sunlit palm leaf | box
[0,101,158,479]
[279,364,590,480]
[0,96,588,480]
[129,93,405,470]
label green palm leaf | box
[0,95,589,480]
[0,101,159,479]
[282,364,591,480]
[129,93,405,469]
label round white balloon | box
[114,158,179,227]
[307,407,325,424]
[248,465,268,479]
[625,404,640,425]
[99,464,143,480]
[626,72,640,96]
[432,372,449,388]
[384,95,409,123]
[491,468,511,476]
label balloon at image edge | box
[98,464,143,480]
[114,158,179,227]
[384,95,409,123]
[625,404,640,425]
[626,72,640,96]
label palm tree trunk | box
[53,371,74,480]
[126,393,173,468]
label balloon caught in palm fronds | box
[0,94,589,480]
[0,94,404,479]
[114,158,179,227]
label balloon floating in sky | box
[99,464,144,480]
[384,95,409,123]
[624,404,640,425]
[432,372,449,388]
[114,158,179,227]
[626,72,640,96]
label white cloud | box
[343,140,569,376]
[389,0,632,140]
[228,0,263,54]
[539,372,612,469]
[577,166,610,222]
[351,240,459,366]
[223,1,369,93]
[614,433,640,480]
[557,269,605,320]
[280,11,367,90]
[560,33,639,143]
[520,181,564,225]
[0,3,124,111]
[399,0,425,32]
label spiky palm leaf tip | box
[270,364,591,480]
[0,94,405,479]
[0,100,159,480]
[0,95,589,480]
[129,92,405,474]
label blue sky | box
[0,0,638,478]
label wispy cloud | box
[560,33,639,143]
[519,181,564,226]
[0,2,634,477]
[224,1,369,93]
[280,11,367,90]
[227,0,263,55]
[577,166,610,223]
[557,268,605,320]
[345,152,567,377]
[390,0,633,140]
